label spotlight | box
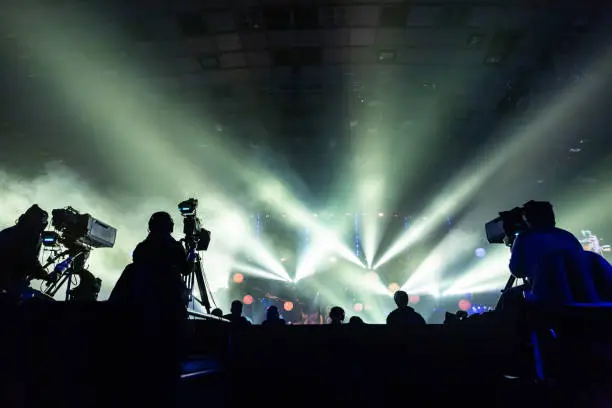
[284,301,294,312]
[378,212,384,217]
[280,257,287,263]
[354,303,364,313]
[458,299,471,311]
[408,294,420,305]
[365,271,378,283]
[388,282,400,294]
[232,273,244,284]
[243,294,254,305]
[474,248,486,258]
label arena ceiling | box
[1,0,611,207]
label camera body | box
[40,207,115,301]
[49,207,117,249]
[177,198,211,251]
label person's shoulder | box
[413,311,427,324]
[386,309,399,322]
[553,227,578,238]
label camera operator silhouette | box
[507,201,611,306]
[110,211,190,313]
[0,204,53,301]
[109,211,191,408]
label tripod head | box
[41,239,101,301]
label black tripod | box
[43,246,88,301]
[183,239,212,314]
[496,275,529,310]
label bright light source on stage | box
[458,299,471,311]
[280,257,287,263]
[388,282,400,294]
[354,303,364,312]
[475,248,486,258]
[408,294,420,304]
[232,273,244,284]
[243,294,254,305]
[284,301,294,311]
[378,212,384,217]
[365,271,378,282]
[232,263,290,282]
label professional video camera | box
[40,207,116,301]
[43,206,117,249]
[485,200,553,246]
[177,198,213,313]
[485,200,553,308]
[178,198,211,251]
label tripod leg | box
[45,274,69,298]
[193,260,211,314]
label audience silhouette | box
[348,316,365,325]
[329,306,345,325]
[211,308,224,318]
[386,291,427,327]
[262,305,286,326]
[223,300,252,326]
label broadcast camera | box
[43,207,117,249]
[177,198,213,313]
[178,198,211,251]
[485,200,555,308]
[40,207,116,301]
[485,200,553,246]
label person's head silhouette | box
[148,212,174,235]
[329,306,345,325]
[523,201,555,229]
[230,300,243,316]
[17,204,48,232]
[348,316,364,325]
[211,308,223,318]
[266,305,280,321]
[394,290,409,308]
